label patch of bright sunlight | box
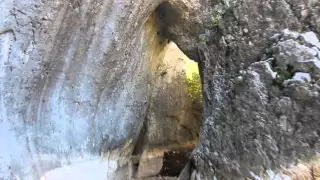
[41,160,117,180]
[161,41,202,103]
[184,57,202,103]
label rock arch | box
[1,0,320,180]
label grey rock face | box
[0,0,168,179]
[192,27,320,179]
[1,0,320,179]
[0,0,203,179]
[183,0,320,179]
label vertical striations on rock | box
[0,0,169,179]
[1,0,320,179]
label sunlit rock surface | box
[131,42,201,179]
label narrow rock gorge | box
[0,0,320,180]
[130,41,202,179]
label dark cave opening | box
[159,148,193,177]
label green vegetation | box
[199,33,209,42]
[184,60,202,104]
[211,14,221,27]
[276,70,292,84]
[274,70,292,89]
[209,1,238,28]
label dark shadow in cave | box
[155,2,203,62]
[155,2,180,40]
[159,147,194,177]
[155,1,205,86]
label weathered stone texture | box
[0,0,167,179]
[1,0,320,179]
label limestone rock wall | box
[0,0,168,179]
[178,0,320,179]
[143,43,201,149]
[1,0,320,180]
[131,42,202,179]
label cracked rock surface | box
[1,0,320,180]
